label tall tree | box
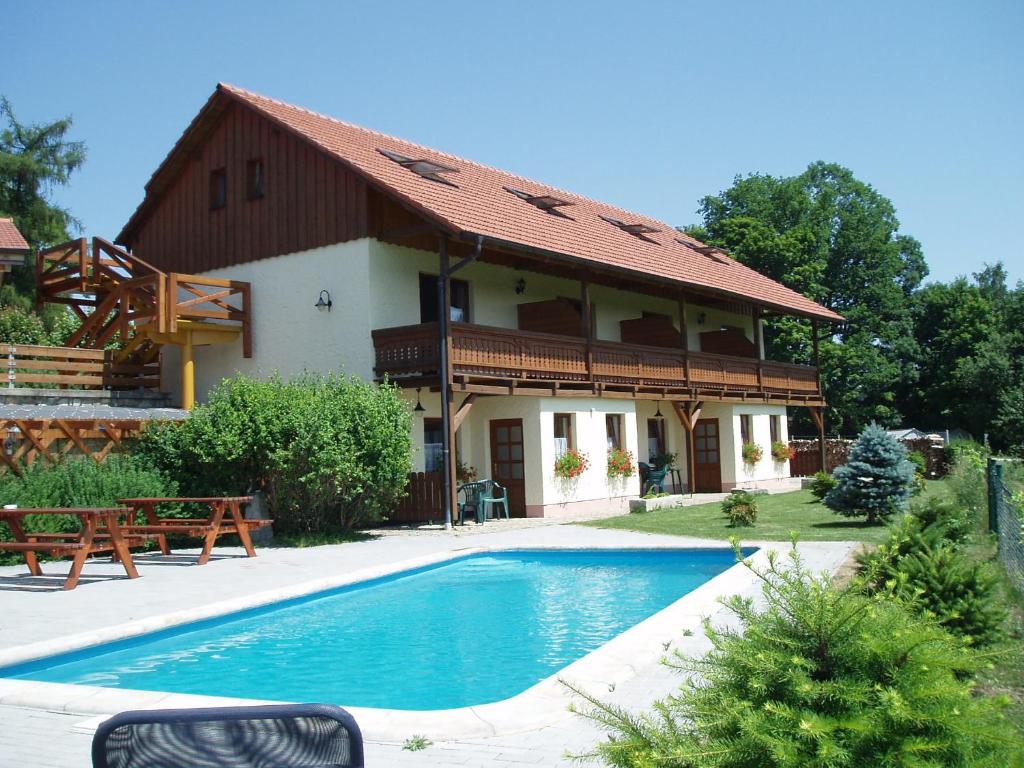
[686,162,927,434]
[0,97,86,298]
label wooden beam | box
[452,393,479,432]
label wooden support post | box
[678,294,690,385]
[672,400,703,494]
[181,330,195,411]
[809,406,826,473]
[752,304,763,390]
[581,276,593,382]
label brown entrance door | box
[693,418,722,493]
[489,419,526,517]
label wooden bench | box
[0,507,144,590]
[118,496,270,565]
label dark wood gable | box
[124,102,370,273]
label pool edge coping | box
[0,541,855,741]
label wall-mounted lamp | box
[314,289,333,312]
[654,401,664,419]
[4,426,19,457]
[696,312,706,326]
[413,387,426,414]
[514,278,526,295]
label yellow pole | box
[182,330,195,411]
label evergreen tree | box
[572,546,1020,767]
[823,423,914,523]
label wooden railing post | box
[7,345,15,389]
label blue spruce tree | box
[824,423,915,523]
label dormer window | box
[599,214,659,239]
[209,168,227,210]
[504,186,574,216]
[377,148,458,186]
[678,240,731,264]
[246,158,265,200]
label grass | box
[585,487,899,543]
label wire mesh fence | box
[988,457,1024,590]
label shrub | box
[824,423,915,523]
[808,470,837,500]
[907,449,928,476]
[0,455,176,539]
[946,439,989,518]
[770,440,793,462]
[136,373,412,532]
[911,495,974,545]
[554,448,589,479]
[606,448,635,479]
[740,441,762,465]
[573,546,1020,767]
[857,512,1006,645]
[0,304,48,344]
[721,490,758,526]
[456,460,477,484]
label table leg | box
[64,516,97,590]
[229,499,257,557]
[197,501,226,565]
[104,513,139,580]
[6,517,42,576]
[144,503,171,555]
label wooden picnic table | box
[0,507,142,590]
[118,496,269,565]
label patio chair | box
[91,703,364,768]
[458,480,510,523]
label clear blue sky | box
[5,0,1022,285]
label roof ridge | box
[218,83,667,228]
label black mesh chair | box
[91,703,364,768]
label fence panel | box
[390,472,444,525]
[988,458,1024,590]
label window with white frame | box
[606,414,624,451]
[553,413,574,458]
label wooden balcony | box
[372,322,823,405]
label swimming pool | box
[0,548,749,710]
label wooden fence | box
[6,344,160,390]
[788,437,949,477]
[390,472,444,524]
[0,418,147,474]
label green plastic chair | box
[458,480,510,523]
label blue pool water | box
[0,548,748,710]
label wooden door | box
[489,419,526,517]
[693,418,722,493]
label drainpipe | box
[437,234,485,530]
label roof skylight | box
[504,186,575,215]
[599,214,660,238]
[377,148,459,186]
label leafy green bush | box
[824,423,915,523]
[946,439,989,518]
[0,455,176,559]
[857,508,1006,645]
[911,495,974,545]
[573,546,1020,767]
[721,490,758,526]
[136,373,412,532]
[808,470,837,500]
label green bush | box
[824,423,916,523]
[0,455,176,559]
[136,373,412,532]
[911,495,974,545]
[721,490,758,526]
[573,546,1020,767]
[808,470,837,500]
[857,510,1006,645]
[946,440,990,518]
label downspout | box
[438,234,485,530]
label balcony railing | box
[372,322,822,402]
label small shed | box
[0,217,30,284]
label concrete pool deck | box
[0,523,855,767]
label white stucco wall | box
[726,404,791,489]
[161,239,374,404]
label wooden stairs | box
[36,237,251,407]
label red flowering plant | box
[554,449,590,479]
[607,447,636,479]
[771,440,795,462]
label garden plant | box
[721,490,758,527]
[824,423,915,523]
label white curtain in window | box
[553,436,568,458]
[424,443,443,472]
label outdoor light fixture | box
[655,401,664,419]
[514,278,526,295]
[4,426,18,457]
[697,312,706,325]
[314,290,333,312]
[414,387,426,414]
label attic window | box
[679,240,731,264]
[599,214,660,238]
[377,148,458,186]
[504,186,574,215]
[209,168,227,210]
[246,158,265,200]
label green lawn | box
[585,488,896,543]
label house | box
[0,218,31,285]
[106,83,843,522]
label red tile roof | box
[0,218,30,254]
[129,84,844,322]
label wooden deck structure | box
[0,417,149,474]
[35,237,251,409]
